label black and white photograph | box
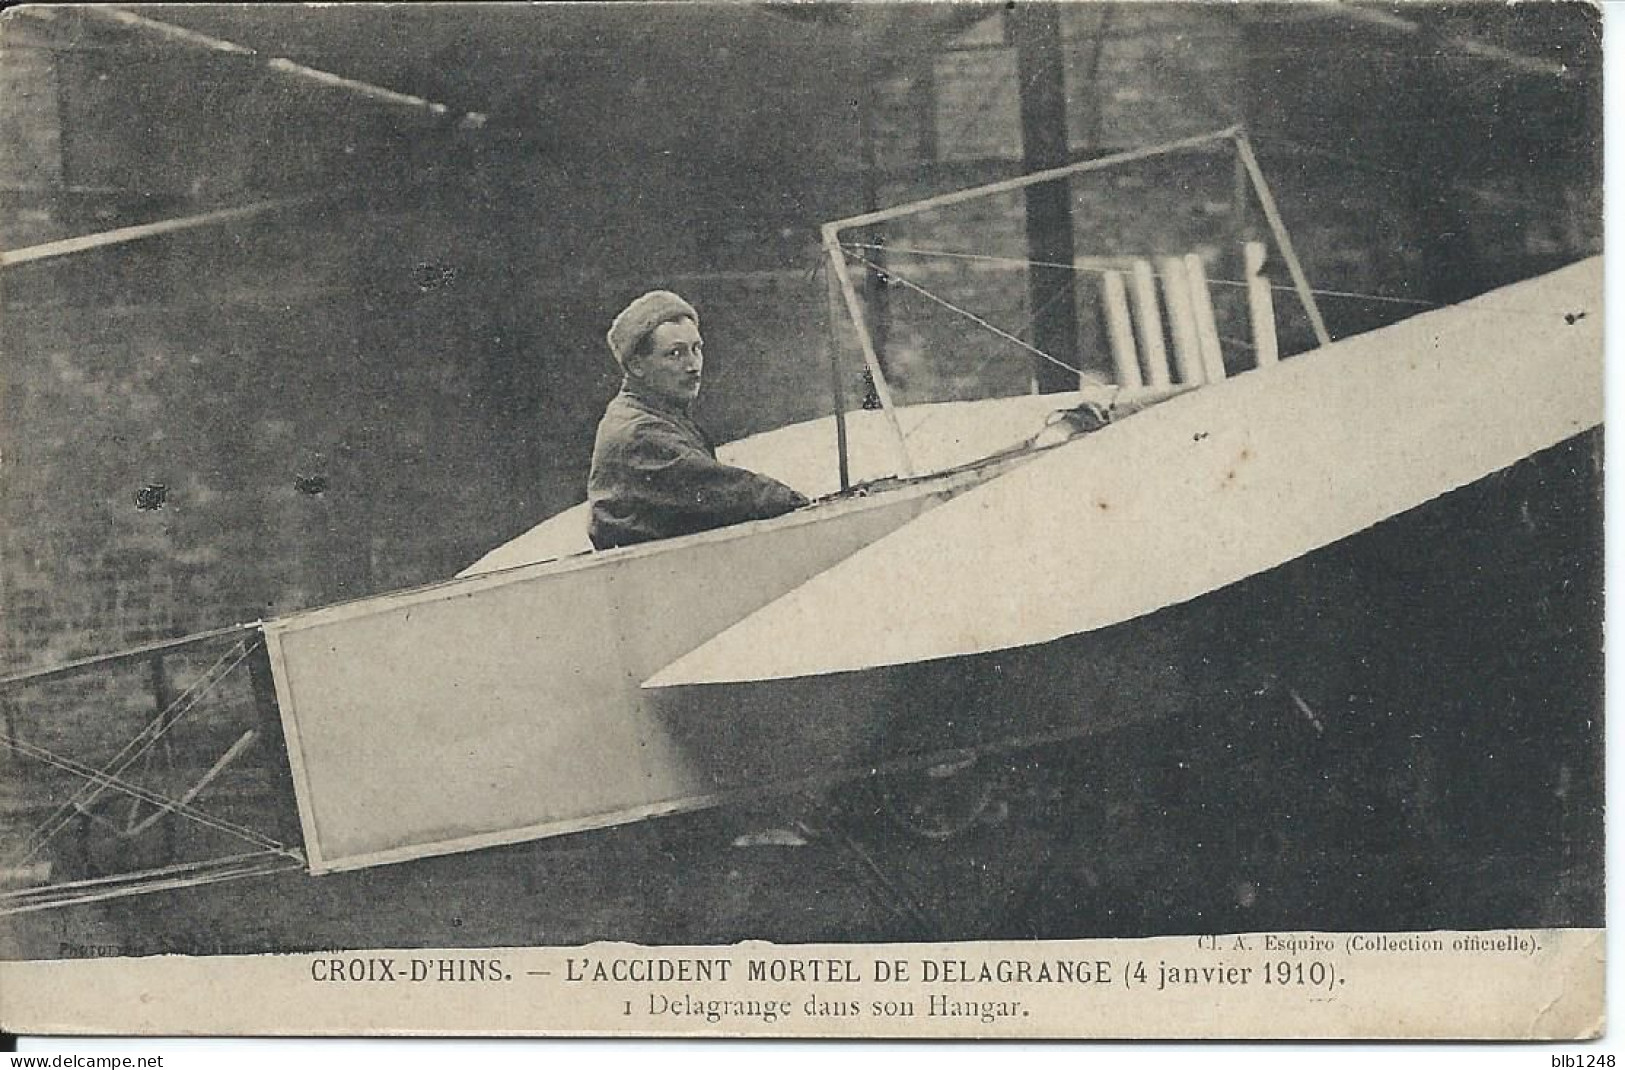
[0,0,1605,1039]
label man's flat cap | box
[607,290,698,367]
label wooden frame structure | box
[0,626,307,915]
[819,125,1331,487]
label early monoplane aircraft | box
[0,128,1602,929]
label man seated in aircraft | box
[588,290,809,550]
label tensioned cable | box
[21,638,250,856]
[4,730,293,856]
[842,248,1117,449]
[843,248,1093,382]
[848,241,1593,325]
[21,639,257,860]
[843,241,1438,308]
[125,731,259,838]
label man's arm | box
[596,416,808,543]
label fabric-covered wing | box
[646,257,1603,687]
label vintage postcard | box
[0,1,1604,1040]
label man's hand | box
[1068,398,1113,433]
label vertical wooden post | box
[1130,260,1171,387]
[1009,2,1082,393]
[1184,253,1227,383]
[823,227,914,476]
[1158,257,1205,385]
[857,45,890,376]
[913,51,938,165]
[246,636,302,845]
[824,261,852,491]
[1233,141,1251,238]
[77,810,95,877]
[1245,241,1280,367]
[1100,271,1141,388]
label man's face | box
[629,316,704,408]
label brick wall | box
[0,17,861,835]
[832,6,1253,401]
[829,4,1599,402]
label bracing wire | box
[4,729,293,856]
[842,248,1096,383]
[20,638,258,861]
[842,241,1438,309]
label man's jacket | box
[587,387,807,550]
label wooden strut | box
[1313,2,1571,80]
[1100,271,1141,388]
[1245,241,1281,366]
[817,126,1249,474]
[19,639,257,862]
[71,7,488,125]
[1233,132,1333,348]
[125,654,177,865]
[822,260,854,492]
[0,730,292,856]
[825,126,1242,234]
[125,730,259,838]
[1184,253,1227,382]
[0,199,320,268]
[1158,255,1206,385]
[0,622,262,692]
[0,852,305,917]
[823,226,915,477]
[817,124,1328,444]
[1130,260,1172,387]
